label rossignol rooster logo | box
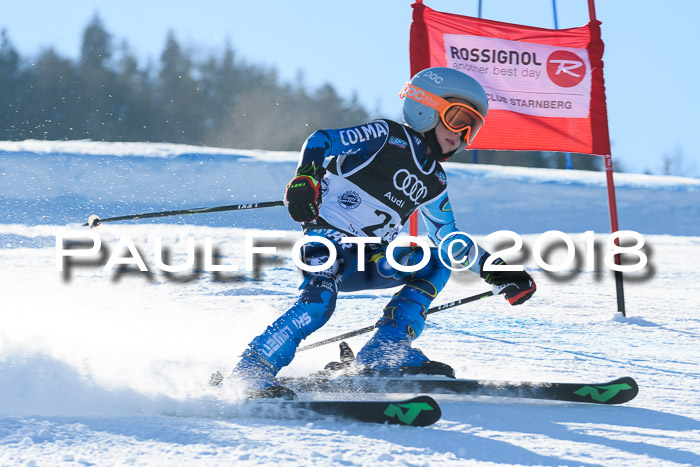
[546,50,586,88]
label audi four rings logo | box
[393,169,428,204]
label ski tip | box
[607,376,639,404]
[571,376,639,405]
[613,376,639,402]
[382,395,442,427]
[616,376,638,387]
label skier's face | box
[434,120,463,155]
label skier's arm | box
[419,192,490,274]
[286,120,390,223]
[420,193,536,305]
[298,120,390,167]
[298,130,333,168]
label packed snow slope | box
[1,139,699,234]
[1,140,699,466]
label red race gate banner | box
[410,2,611,156]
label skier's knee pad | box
[399,277,442,304]
[377,295,428,342]
[411,250,451,291]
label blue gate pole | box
[552,0,573,170]
[472,0,484,165]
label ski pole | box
[83,200,285,227]
[297,289,495,352]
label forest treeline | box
[0,15,601,170]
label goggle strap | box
[399,83,450,113]
[399,82,485,145]
[399,82,484,123]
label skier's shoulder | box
[368,119,427,155]
[338,119,391,140]
[333,118,426,150]
[375,119,420,141]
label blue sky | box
[2,0,699,176]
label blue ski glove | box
[284,162,326,223]
[479,256,536,306]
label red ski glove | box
[480,257,536,306]
[284,162,325,223]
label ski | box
[208,372,441,426]
[279,375,639,405]
[248,395,442,427]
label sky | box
[2,0,699,176]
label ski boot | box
[354,292,455,378]
[230,349,297,400]
[355,326,455,378]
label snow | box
[1,140,699,465]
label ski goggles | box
[399,83,485,145]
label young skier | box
[231,66,536,398]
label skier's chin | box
[439,142,460,154]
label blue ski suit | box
[244,119,491,372]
